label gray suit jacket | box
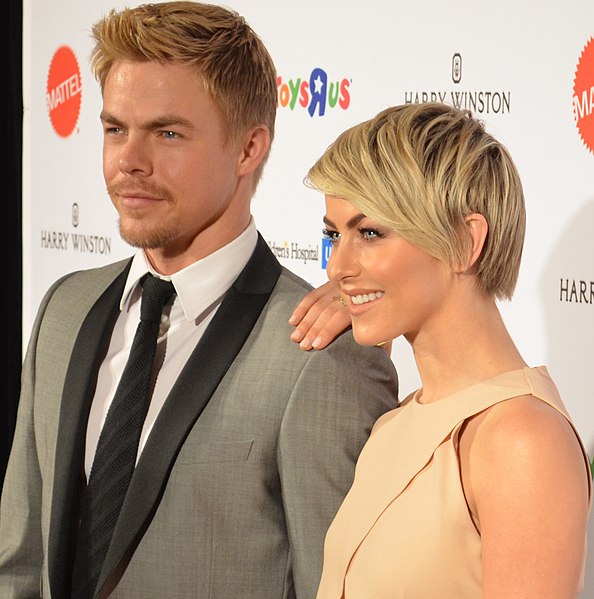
[0,235,398,598]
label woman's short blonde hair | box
[91,2,277,179]
[306,102,525,300]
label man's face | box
[101,60,253,273]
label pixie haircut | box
[91,1,277,178]
[307,102,525,300]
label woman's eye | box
[322,228,340,244]
[361,228,382,240]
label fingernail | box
[312,336,323,349]
[299,338,312,350]
[290,329,303,342]
[288,313,298,325]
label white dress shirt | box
[84,220,258,477]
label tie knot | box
[140,274,176,324]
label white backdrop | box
[24,1,594,594]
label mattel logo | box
[277,68,351,117]
[573,37,594,155]
[46,46,82,138]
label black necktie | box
[71,274,176,598]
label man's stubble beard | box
[117,212,180,250]
[108,181,179,250]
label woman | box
[298,103,591,598]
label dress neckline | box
[411,366,544,407]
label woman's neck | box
[409,290,526,404]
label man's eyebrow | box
[99,110,123,126]
[323,213,366,228]
[99,111,195,130]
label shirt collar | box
[120,218,258,321]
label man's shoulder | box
[49,258,130,295]
[275,266,314,295]
[40,258,130,318]
[59,258,131,285]
[266,267,397,378]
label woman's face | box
[324,195,454,346]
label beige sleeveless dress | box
[316,366,591,599]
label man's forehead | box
[103,59,205,92]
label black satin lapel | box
[47,263,131,599]
[96,235,282,595]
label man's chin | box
[118,224,175,250]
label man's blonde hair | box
[91,1,277,180]
[307,102,525,300]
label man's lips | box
[116,191,164,208]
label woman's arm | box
[459,395,591,599]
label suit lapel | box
[48,262,131,599]
[96,235,282,597]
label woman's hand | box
[289,281,351,350]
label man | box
[0,3,397,598]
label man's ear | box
[236,125,271,176]
[457,213,488,273]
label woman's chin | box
[352,328,394,348]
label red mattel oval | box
[573,37,594,155]
[46,46,82,138]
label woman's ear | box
[457,213,488,273]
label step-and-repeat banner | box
[24,1,594,592]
